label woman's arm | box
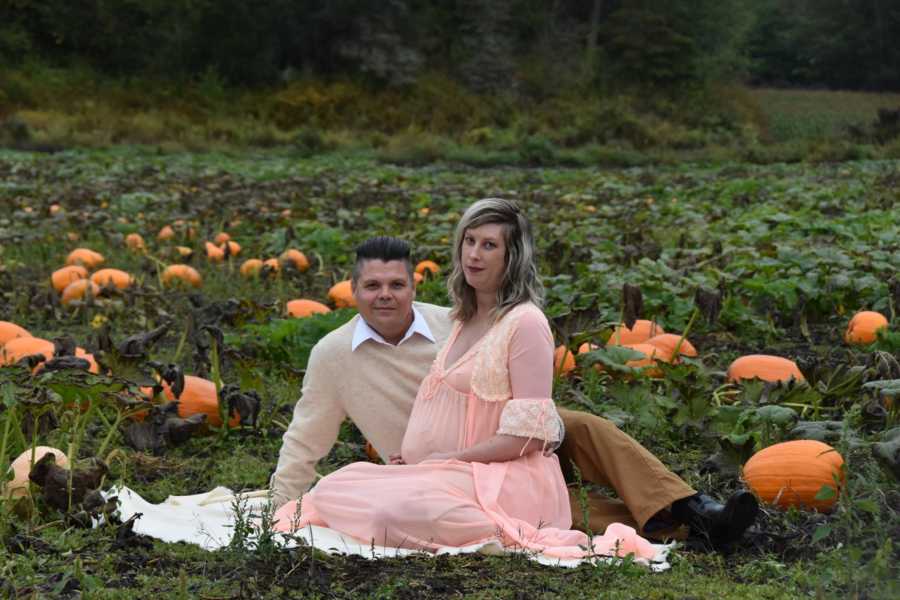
[425,308,557,464]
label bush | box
[376,131,449,165]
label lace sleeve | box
[495,306,564,453]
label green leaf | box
[814,484,837,502]
[811,524,831,544]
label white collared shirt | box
[351,305,437,351]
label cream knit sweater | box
[271,302,453,508]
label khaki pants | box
[556,408,695,539]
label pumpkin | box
[413,272,424,285]
[621,343,668,377]
[606,320,665,347]
[415,260,440,277]
[280,249,310,272]
[90,268,134,290]
[0,321,31,347]
[61,279,101,306]
[32,347,100,375]
[3,447,70,500]
[645,334,698,362]
[365,441,381,462]
[158,225,176,241]
[175,245,193,258]
[263,258,281,273]
[65,248,105,269]
[844,311,889,345]
[48,204,62,216]
[328,280,356,308]
[742,440,844,512]
[214,232,231,245]
[240,258,263,277]
[727,355,804,383]
[125,233,145,251]
[286,299,332,318]
[51,265,89,293]
[156,375,240,428]
[553,345,576,376]
[205,241,225,262]
[162,265,203,288]
[220,240,241,257]
[1,336,54,366]
[577,342,601,373]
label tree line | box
[1,0,898,92]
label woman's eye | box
[484,241,495,249]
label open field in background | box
[3,64,900,164]
[749,88,900,142]
[0,148,898,598]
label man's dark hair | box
[351,236,414,284]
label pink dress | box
[274,303,656,560]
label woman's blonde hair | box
[448,198,544,322]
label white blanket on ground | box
[105,486,674,571]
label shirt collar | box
[351,305,436,351]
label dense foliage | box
[2,0,897,91]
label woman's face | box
[461,223,507,294]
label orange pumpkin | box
[61,279,101,306]
[742,440,844,512]
[606,320,665,346]
[328,280,356,308]
[65,248,105,269]
[240,258,263,277]
[157,225,176,241]
[844,311,889,345]
[280,249,310,272]
[214,232,231,245]
[365,441,381,463]
[125,233,146,251]
[162,265,203,288]
[262,258,281,274]
[727,355,804,383]
[1,336,54,366]
[645,334,698,362]
[553,345,576,377]
[0,321,31,347]
[51,265,89,293]
[90,268,134,290]
[156,376,240,428]
[621,343,669,377]
[205,241,225,262]
[415,260,440,277]
[286,299,332,318]
[413,272,424,285]
[219,240,241,257]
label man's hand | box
[388,453,405,465]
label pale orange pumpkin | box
[214,232,231,245]
[90,268,134,290]
[415,260,440,277]
[125,233,146,251]
[3,447,70,500]
[262,258,281,273]
[553,345,576,377]
[844,311,889,345]
[219,240,241,257]
[158,225,176,241]
[1,336,54,366]
[65,248,105,269]
[727,355,804,383]
[51,265,89,293]
[606,320,666,346]
[280,249,310,272]
[162,265,203,288]
[156,376,240,428]
[240,258,264,277]
[286,299,332,318]
[0,321,31,348]
[742,440,844,512]
[205,241,225,262]
[328,280,356,308]
[645,334,698,362]
[61,279,101,306]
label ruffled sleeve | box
[495,307,564,452]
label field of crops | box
[1,147,898,598]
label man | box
[271,236,758,550]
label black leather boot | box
[670,491,758,549]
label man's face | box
[352,259,415,344]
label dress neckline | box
[441,320,490,374]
